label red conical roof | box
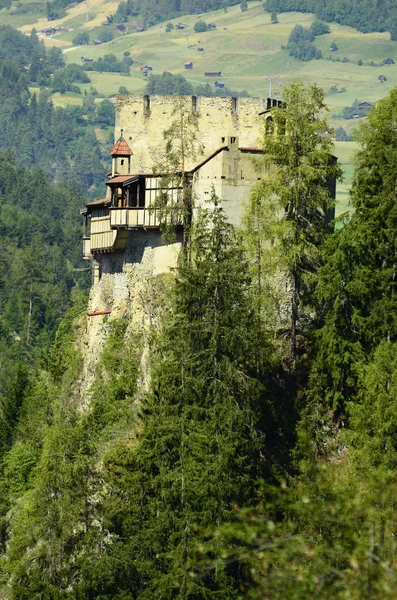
[110,129,133,156]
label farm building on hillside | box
[184,62,193,69]
[205,71,221,77]
[379,75,388,82]
[384,57,395,65]
[215,81,225,88]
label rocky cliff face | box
[80,230,181,407]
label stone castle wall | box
[115,95,267,174]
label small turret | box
[110,129,133,176]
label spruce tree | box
[102,191,274,598]
[311,87,397,415]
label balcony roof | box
[106,175,139,185]
[86,197,111,206]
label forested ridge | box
[3,21,397,594]
[265,0,397,38]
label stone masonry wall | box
[115,95,267,174]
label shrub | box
[72,31,90,45]
[194,20,207,33]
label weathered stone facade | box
[115,95,272,174]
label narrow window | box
[221,136,225,143]
[232,97,238,112]
[230,136,236,144]
[121,159,124,166]
[192,95,197,111]
[143,95,150,113]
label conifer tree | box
[310,87,397,414]
[102,190,275,598]
[244,82,341,364]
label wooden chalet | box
[215,81,225,88]
[184,62,193,69]
[205,71,221,77]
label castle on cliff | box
[82,94,284,282]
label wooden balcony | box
[110,207,161,229]
[89,216,115,252]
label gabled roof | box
[110,129,133,157]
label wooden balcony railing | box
[89,216,118,251]
[110,207,161,229]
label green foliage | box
[194,19,208,32]
[264,0,397,36]
[95,98,116,128]
[213,464,397,599]
[334,126,353,141]
[72,31,90,45]
[287,24,322,61]
[165,21,174,31]
[244,81,341,363]
[337,99,372,119]
[240,0,247,11]
[311,87,397,413]
[98,28,114,43]
[6,315,141,598]
[311,18,330,35]
[145,71,250,97]
[97,194,279,597]
[85,52,129,73]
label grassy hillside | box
[5,2,395,105]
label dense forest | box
[1,66,397,597]
[265,0,397,39]
[45,0,244,27]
